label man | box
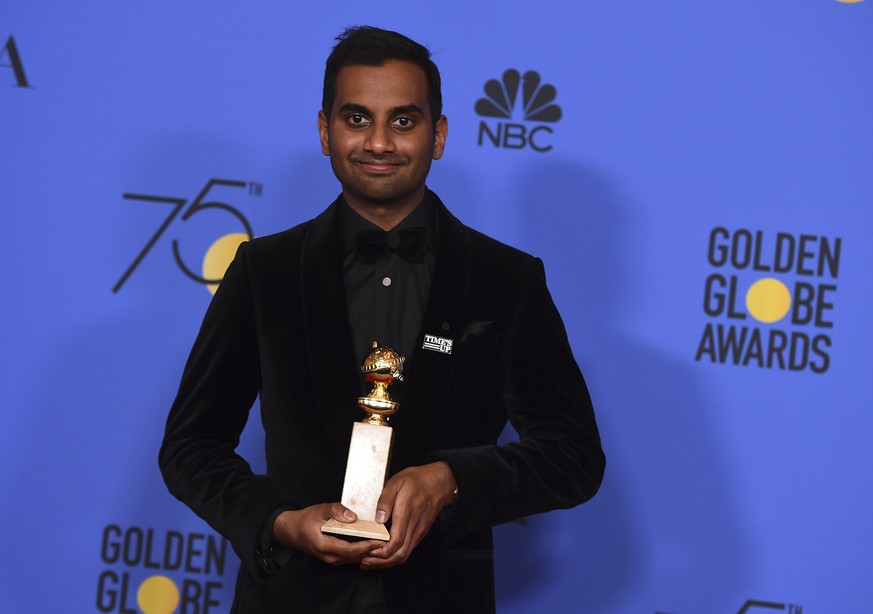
[160,26,604,613]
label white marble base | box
[321,421,393,541]
[321,518,390,541]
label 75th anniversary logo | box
[114,178,260,295]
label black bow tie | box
[355,227,430,264]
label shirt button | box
[382,277,392,287]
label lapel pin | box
[422,334,453,355]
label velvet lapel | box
[300,199,362,459]
[390,194,471,471]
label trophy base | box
[322,518,389,541]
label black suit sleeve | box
[431,257,605,541]
[158,242,295,576]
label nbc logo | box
[475,69,561,152]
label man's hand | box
[360,461,457,570]
[273,504,382,566]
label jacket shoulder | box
[465,225,537,266]
[242,199,338,259]
[246,219,310,255]
[433,192,538,269]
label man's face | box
[318,60,448,214]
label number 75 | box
[113,179,253,293]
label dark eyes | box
[344,115,415,130]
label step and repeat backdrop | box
[2,2,872,613]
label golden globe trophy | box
[321,341,405,541]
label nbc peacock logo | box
[475,69,561,153]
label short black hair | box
[322,26,443,125]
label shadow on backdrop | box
[490,160,750,613]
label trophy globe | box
[358,342,405,426]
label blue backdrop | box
[2,2,872,613]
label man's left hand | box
[359,461,457,569]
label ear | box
[317,110,330,156]
[432,115,448,160]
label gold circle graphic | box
[203,232,249,295]
[137,575,180,614]
[746,278,791,323]
[835,0,864,4]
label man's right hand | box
[272,504,382,565]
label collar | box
[339,190,436,256]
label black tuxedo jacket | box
[159,192,604,613]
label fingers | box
[313,529,382,566]
[276,462,457,570]
[319,536,383,566]
[360,498,432,569]
[359,463,456,570]
[274,504,381,566]
[375,479,398,524]
[327,502,357,523]
[360,522,417,568]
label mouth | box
[355,157,404,173]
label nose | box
[364,121,395,155]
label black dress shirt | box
[339,191,436,367]
[257,192,437,610]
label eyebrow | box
[338,102,425,117]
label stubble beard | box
[333,153,432,210]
